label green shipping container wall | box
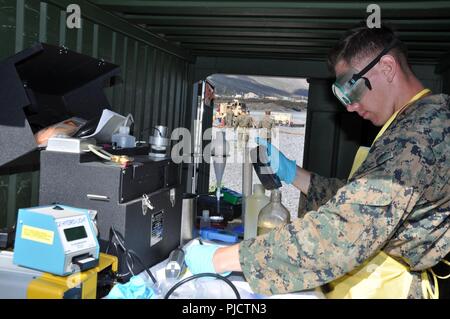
[0,0,192,228]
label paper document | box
[82,109,126,143]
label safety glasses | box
[332,39,399,107]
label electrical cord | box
[106,226,157,284]
[138,125,165,141]
[105,228,132,279]
[106,228,239,298]
[87,144,133,166]
[88,144,111,161]
[164,273,241,299]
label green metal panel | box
[97,25,113,62]
[91,0,450,18]
[92,23,99,57]
[98,25,114,102]
[23,0,40,49]
[119,36,129,115]
[90,0,450,63]
[65,18,78,50]
[160,54,172,128]
[1,171,38,228]
[132,43,147,138]
[0,0,192,228]
[127,41,139,117]
[46,0,193,61]
[15,0,24,52]
[59,9,66,45]
[76,21,82,52]
[142,48,156,140]
[0,0,16,60]
[167,58,177,132]
[152,50,163,129]
[0,175,7,228]
[46,2,60,46]
[81,19,93,56]
[6,175,17,227]
[111,32,125,114]
[173,61,182,130]
[38,2,47,43]
[121,38,137,116]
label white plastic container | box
[200,209,211,230]
[244,184,270,240]
[112,126,136,148]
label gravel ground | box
[209,121,305,221]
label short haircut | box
[327,22,409,74]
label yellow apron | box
[325,88,446,299]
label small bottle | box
[244,184,270,240]
[257,189,290,236]
[200,210,211,230]
[112,126,136,148]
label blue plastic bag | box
[106,275,155,299]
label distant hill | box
[207,74,308,98]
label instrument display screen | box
[64,225,87,242]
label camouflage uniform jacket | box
[239,94,450,298]
[258,115,276,140]
[225,109,234,127]
[258,114,276,130]
[235,114,253,128]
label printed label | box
[22,225,54,245]
[150,210,164,247]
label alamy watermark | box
[366,4,381,28]
[170,124,283,175]
[66,4,81,29]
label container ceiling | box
[90,0,450,64]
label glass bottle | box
[257,189,290,235]
[244,184,270,240]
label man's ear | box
[379,55,397,83]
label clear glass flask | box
[257,189,290,235]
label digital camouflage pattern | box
[239,94,450,298]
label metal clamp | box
[170,188,176,207]
[142,194,154,216]
[59,45,68,55]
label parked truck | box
[272,112,293,126]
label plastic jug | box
[112,126,135,148]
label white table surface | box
[140,239,325,299]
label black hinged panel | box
[0,43,120,174]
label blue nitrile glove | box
[184,243,230,276]
[106,275,155,299]
[256,137,297,184]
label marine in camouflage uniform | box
[239,94,450,298]
[234,110,253,149]
[258,110,276,142]
[225,107,235,128]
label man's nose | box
[346,102,360,112]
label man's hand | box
[256,137,297,184]
[34,122,79,146]
[184,243,230,276]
